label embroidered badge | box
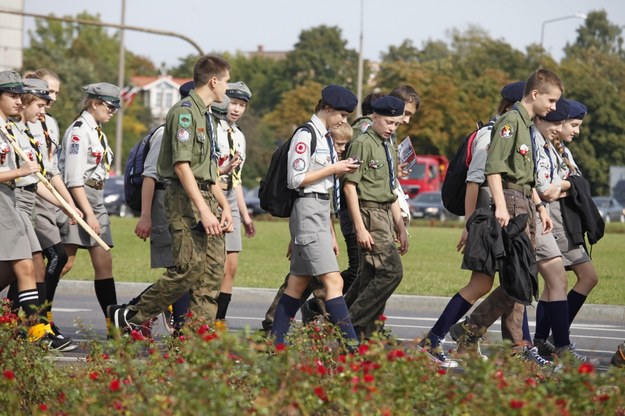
[360,121,371,133]
[368,160,383,169]
[72,135,80,143]
[178,114,192,129]
[197,128,206,143]
[500,124,513,139]
[69,142,80,155]
[518,144,530,158]
[0,142,9,164]
[295,142,307,154]
[293,158,306,172]
[25,149,34,161]
[92,150,102,165]
[177,128,190,142]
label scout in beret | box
[226,81,252,102]
[23,78,52,102]
[567,99,587,120]
[84,82,122,109]
[0,70,25,94]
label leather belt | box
[17,183,38,192]
[2,180,17,190]
[296,190,330,200]
[155,182,167,190]
[360,200,393,209]
[502,181,532,198]
[85,178,104,190]
[197,181,212,191]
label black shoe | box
[301,299,321,324]
[533,337,556,357]
[38,332,74,351]
[47,323,79,352]
[107,305,141,334]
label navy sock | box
[172,292,190,327]
[325,296,357,341]
[271,294,301,345]
[430,293,472,343]
[215,292,232,320]
[567,290,587,327]
[534,300,549,340]
[547,300,570,348]
[522,306,531,344]
[94,278,117,316]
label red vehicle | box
[399,155,449,199]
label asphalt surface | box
[20,280,625,369]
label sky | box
[22,0,625,68]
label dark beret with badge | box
[500,81,525,102]
[542,98,570,122]
[226,81,252,102]
[211,95,230,120]
[179,80,194,99]
[372,96,405,117]
[84,82,122,108]
[321,85,358,112]
[567,99,587,120]
[0,70,25,94]
[23,78,52,102]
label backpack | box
[441,121,489,216]
[259,123,317,217]
[124,124,164,212]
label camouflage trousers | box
[129,184,225,324]
[348,204,403,338]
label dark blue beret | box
[372,96,405,117]
[500,81,525,102]
[179,80,195,98]
[321,85,358,112]
[542,98,570,122]
[567,99,587,120]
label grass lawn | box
[64,217,625,305]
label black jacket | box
[561,175,604,247]
[463,209,537,305]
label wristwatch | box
[535,201,548,211]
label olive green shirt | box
[343,127,397,203]
[157,89,217,182]
[485,103,535,187]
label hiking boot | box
[554,344,600,366]
[449,317,487,360]
[418,334,459,368]
[49,323,79,352]
[300,299,322,324]
[518,346,553,367]
[611,342,625,368]
[533,337,556,357]
[107,305,141,334]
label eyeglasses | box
[102,102,118,113]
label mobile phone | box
[352,158,362,165]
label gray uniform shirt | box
[0,118,18,175]
[465,123,493,185]
[12,120,39,187]
[535,130,563,194]
[142,125,164,181]
[59,111,113,187]
[28,114,61,178]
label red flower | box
[525,377,538,387]
[275,343,287,352]
[178,335,186,342]
[313,386,328,402]
[387,349,406,361]
[109,379,121,392]
[358,344,369,355]
[198,324,209,335]
[337,354,346,363]
[510,399,524,409]
[3,369,14,380]
[203,333,218,342]
[177,356,185,364]
[316,361,327,376]
[363,374,375,383]
[113,400,123,411]
[101,353,110,360]
[89,371,98,381]
[39,403,48,411]
[437,369,446,375]
[130,329,145,341]
[378,314,387,322]
[57,392,66,403]
[163,353,170,359]
[578,362,595,374]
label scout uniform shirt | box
[59,111,112,187]
[28,114,61,180]
[343,126,398,203]
[534,129,564,194]
[0,118,19,182]
[286,114,333,193]
[484,103,535,187]
[157,89,217,183]
[10,120,39,188]
[215,118,246,189]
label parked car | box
[103,176,133,217]
[244,185,265,216]
[407,191,458,222]
[592,196,625,223]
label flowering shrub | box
[0,301,624,415]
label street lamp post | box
[540,13,587,49]
[356,0,364,117]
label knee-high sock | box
[522,306,531,344]
[43,243,68,312]
[215,292,232,320]
[547,300,570,348]
[7,282,19,313]
[533,300,549,340]
[271,294,300,345]
[325,296,357,341]
[172,292,190,327]
[94,278,117,316]
[567,290,587,327]
[430,293,472,344]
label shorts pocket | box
[294,233,318,246]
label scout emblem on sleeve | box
[360,121,371,133]
[295,142,307,154]
[0,142,10,164]
[500,124,513,139]
[178,114,192,129]
[293,158,306,172]
[69,142,80,155]
[177,128,190,142]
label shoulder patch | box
[72,121,83,129]
[499,124,513,139]
[181,102,192,108]
[360,121,371,133]
[177,128,190,142]
[178,113,192,129]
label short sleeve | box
[62,124,89,187]
[168,108,196,164]
[342,138,367,185]
[485,118,519,176]
[287,127,313,189]
[466,127,491,184]
[142,126,164,180]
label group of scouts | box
[1,55,624,369]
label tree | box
[565,10,624,58]
[380,39,420,63]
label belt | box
[85,178,104,190]
[17,183,38,193]
[197,181,212,192]
[296,190,330,200]
[155,182,167,190]
[219,176,233,191]
[360,200,393,209]
[1,180,16,190]
[502,181,532,198]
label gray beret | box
[0,70,25,94]
[23,78,52,101]
[211,95,231,120]
[83,82,121,108]
[226,81,252,102]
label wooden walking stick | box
[7,134,111,252]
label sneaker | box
[611,342,625,367]
[533,337,556,357]
[140,316,158,338]
[300,299,321,324]
[519,346,553,367]
[37,332,74,351]
[107,305,141,334]
[418,334,459,368]
[162,309,175,335]
[48,323,79,352]
[449,317,487,360]
[554,344,600,366]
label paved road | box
[36,280,625,368]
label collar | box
[189,89,208,115]
[512,102,532,129]
[310,114,329,138]
[79,110,99,130]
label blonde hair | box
[331,122,353,142]
[553,137,577,174]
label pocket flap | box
[294,233,317,246]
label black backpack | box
[259,123,317,217]
[441,122,490,216]
[124,124,164,212]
